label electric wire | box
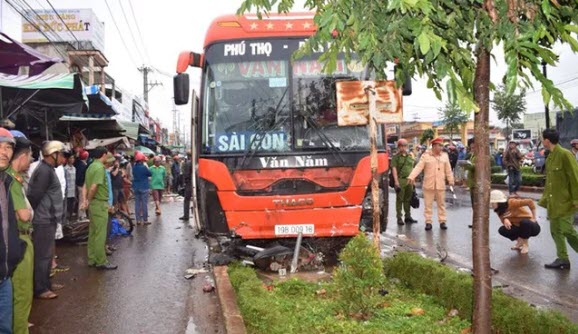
[5,0,68,60]
[103,0,139,68]
[127,0,151,63]
[118,0,146,64]
[45,0,80,44]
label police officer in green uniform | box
[539,129,578,270]
[7,135,33,334]
[391,139,417,225]
[83,147,117,270]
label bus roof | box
[204,12,317,47]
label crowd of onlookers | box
[0,128,190,333]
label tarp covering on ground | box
[0,32,62,76]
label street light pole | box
[542,61,550,129]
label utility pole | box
[138,65,162,103]
[542,61,550,129]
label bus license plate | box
[274,224,315,236]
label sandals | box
[51,283,65,291]
[36,290,58,299]
[53,264,70,273]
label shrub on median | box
[384,252,578,334]
[491,166,503,174]
[490,173,545,187]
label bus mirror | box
[402,77,412,96]
[174,73,190,105]
[177,51,203,72]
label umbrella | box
[134,146,156,155]
[0,33,62,75]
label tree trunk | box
[472,46,492,333]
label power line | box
[127,0,151,63]
[103,0,139,68]
[14,0,94,72]
[118,0,145,63]
[5,0,68,60]
[45,0,79,44]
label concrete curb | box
[213,266,246,334]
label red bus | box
[174,12,411,243]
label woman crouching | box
[490,190,541,254]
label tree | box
[238,1,578,332]
[438,102,469,140]
[420,128,434,144]
[493,85,527,140]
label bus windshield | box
[201,38,383,155]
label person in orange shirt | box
[489,190,540,254]
[408,137,454,231]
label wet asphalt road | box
[382,186,578,321]
[29,196,225,334]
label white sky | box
[2,0,578,131]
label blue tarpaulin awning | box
[83,85,117,116]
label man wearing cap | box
[0,128,25,333]
[7,135,35,333]
[391,139,417,225]
[503,140,524,196]
[408,137,454,231]
[539,129,578,270]
[82,147,117,270]
[27,141,66,299]
[571,139,578,162]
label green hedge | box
[490,174,545,187]
[520,166,535,174]
[491,174,507,185]
[491,166,503,174]
[384,252,578,334]
[522,174,545,187]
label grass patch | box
[229,263,471,334]
[384,252,578,334]
[229,235,472,334]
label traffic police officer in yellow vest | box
[391,139,417,225]
[82,147,117,270]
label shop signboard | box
[22,8,105,52]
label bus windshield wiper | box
[237,87,289,169]
[299,112,345,165]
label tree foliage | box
[493,85,527,138]
[238,0,578,113]
[438,102,469,139]
[420,128,435,144]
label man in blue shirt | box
[132,152,152,225]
